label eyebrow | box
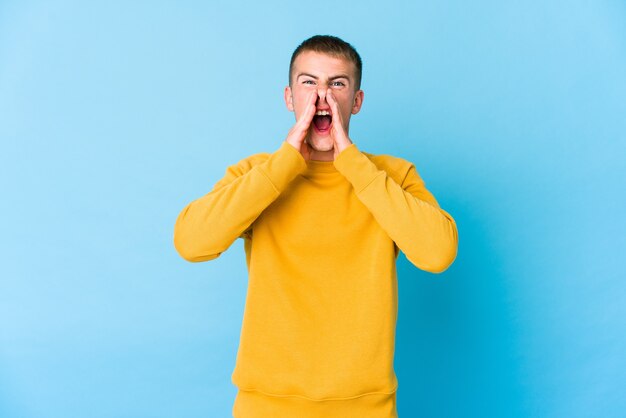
[296,72,350,81]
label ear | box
[284,86,294,112]
[351,90,364,115]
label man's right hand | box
[285,91,318,161]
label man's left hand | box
[326,88,353,159]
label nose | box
[316,89,328,106]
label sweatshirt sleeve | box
[174,141,307,262]
[333,144,458,273]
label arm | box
[174,90,319,262]
[334,145,458,273]
[325,90,458,273]
[173,142,306,262]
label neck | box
[309,148,335,162]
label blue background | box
[1,1,625,417]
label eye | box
[331,81,346,87]
[302,80,315,85]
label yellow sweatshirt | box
[174,142,458,417]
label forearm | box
[174,142,307,262]
[357,175,458,273]
[334,145,458,273]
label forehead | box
[292,50,356,80]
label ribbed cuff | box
[258,142,308,192]
[333,144,383,193]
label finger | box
[326,89,344,129]
[296,92,317,134]
[296,91,318,129]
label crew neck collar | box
[305,159,338,173]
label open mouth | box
[312,110,332,134]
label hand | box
[326,88,353,159]
[285,91,317,161]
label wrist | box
[336,138,352,153]
[285,139,300,150]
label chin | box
[307,135,334,152]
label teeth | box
[315,110,330,116]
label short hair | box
[289,35,363,90]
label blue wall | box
[1,1,624,417]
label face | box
[284,51,364,152]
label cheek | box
[332,92,353,108]
[339,98,355,116]
[293,90,313,111]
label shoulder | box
[221,149,272,177]
[211,150,272,191]
[361,150,416,185]
[361,149,438,206]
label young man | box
[174,35,458,418]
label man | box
[174,35,458,418]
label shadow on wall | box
[393,193,529,418]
